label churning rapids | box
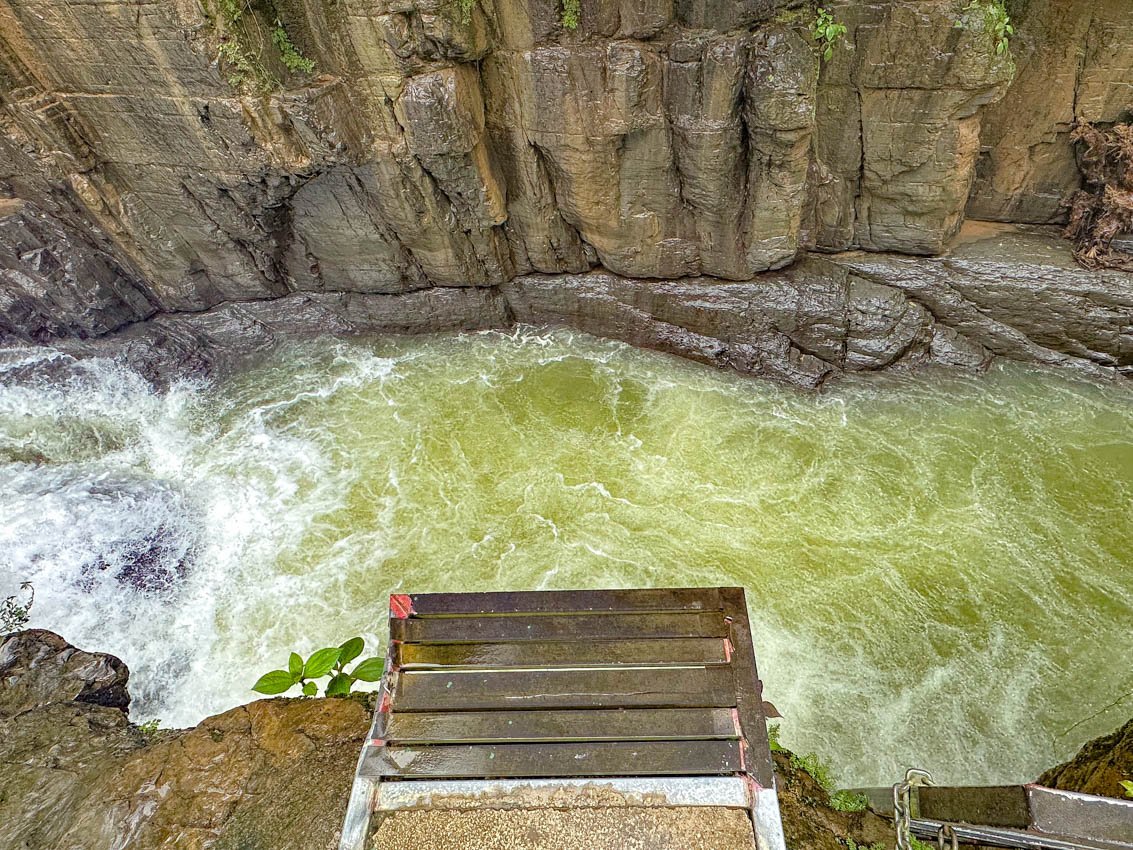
[1,329,1130,787]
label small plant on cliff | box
[272,22,315,74]
[811,8,847,62]
[769,724,868,813]
[212,0,315,91]
[252,637,384,697]
[1,582,34,633]
[956,0,1013,56]
[1121,779,1133,798]
[845,841,886,850]
[830,789,869,813]
[135,718,163,743]
[561,0,580,30]
[768,722,785,752]
[457,0,477,24]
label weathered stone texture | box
[0,0,1018,329]
[967,0,1133,223]
[42,224,1131,393]
[1038,716,1133,801]
[807,1,1015,254]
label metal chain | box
[893,768,934,850]
[937,824,959,850]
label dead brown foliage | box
[1064,122,1133,271]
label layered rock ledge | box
[17,221,1130,391]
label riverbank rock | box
[0,629,891,850]
[1038,716,1133,801]
[35,221,1131,391]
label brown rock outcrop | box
[0,0,1014,327]
[967,0,1133,224]
[37,222,1129,392]
[1039,716,1133,801]
[0,629,891,850]
[807,0,1015,254]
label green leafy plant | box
[457,0,477,24]
[768,722,785,752]
[830,789,869,813]
[213,0,314,91]
[218,39,271,90]
[956,0,1014,56]
[770,724,867,813]
[561,0,580,30]
[272,23,315,73]
[252,637,384,698]
[792,750,836,791]
[1121,779,1133,798]
[1,582,34,634]
[811,7,847,62]
[135,718,162,742]
[219,0,248,24]
[845,840,886,850]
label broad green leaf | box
[351,657,385,682]
[288,652,303,679]
[304,647,341,678]
[302,681,317,697]
[1120,779,1133,798]
[252,670,295,695]
[823,46,833,61]
[326,673,353,697]
[338,637,364,666]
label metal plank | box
[721,587,775,788]
[390,611,729,643]
[917,785,1030,828]
[385,707,741,744]
[401,588,725,617]
[395,638,729,668]
[1027,787,1133,845]
[392,665,737,711]
[361,739,744,779]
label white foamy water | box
[1,330,1130,787]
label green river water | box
[1,328,1130,787]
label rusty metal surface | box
[385,707,740,744]
[377,587,774,782]
[339,588,786,850]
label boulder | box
[1039,716,1133,801]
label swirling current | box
[1,328,1130,787]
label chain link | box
[893,768,934,850]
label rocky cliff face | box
[0,0,1130,387]
[1,0,1015,311]
[0,630,892,850]
[967,0,1133,224]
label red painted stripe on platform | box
[390,594,414,619]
